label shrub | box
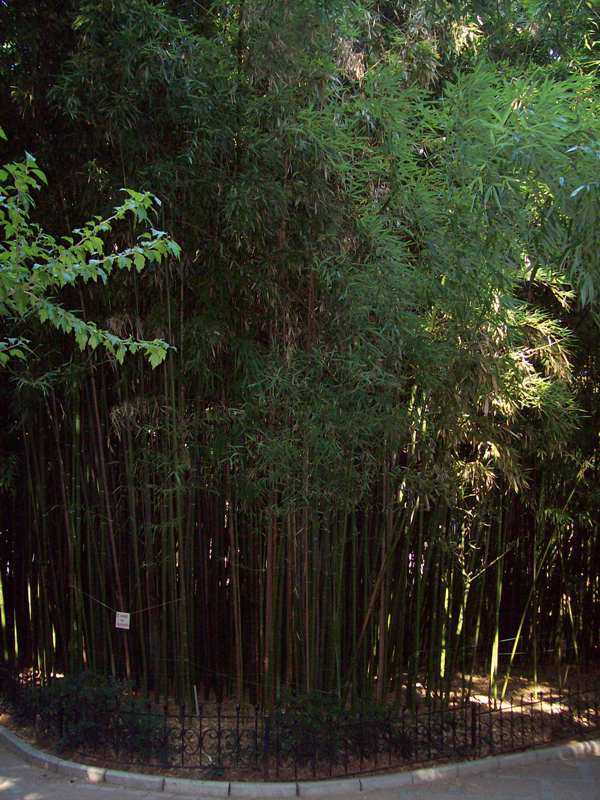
[270,692,411,768]
[15,672,164,759]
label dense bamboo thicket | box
[1,1,600,706]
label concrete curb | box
[105,768,164,792]
[164,776,231,796]
[0,723,598,797]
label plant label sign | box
[115,611,131,630]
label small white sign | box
[115,611,131,630]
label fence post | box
[161,703,169,767]
[254,706,259,770]
[498,702,503,751]
[427,704,432,760]
[414,702,419,762]
[470,702,478,754]
[359,709,365,772]
[263,714,270,779]
[235,704,241,767]
[440,704,445,756]
[311,720,317,779]
[217,704,223,769]
[198,703,204,768]
[180,704,185,768]
[275,713,282,779]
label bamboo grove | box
[1,1,600,707]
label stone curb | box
[164,776,231,796]
[105,768,164,791]
[0,724,598,797]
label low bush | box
[270,692,411,767]
[14,672,165,759]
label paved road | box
[0,741,598,799]
[367,755,600,800]
[0,743,165,800]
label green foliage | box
[0,136,179,366]
[17,673,163,757]
[1,0,600,706]
[271,692,410,766]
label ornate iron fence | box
[2,673,600,780]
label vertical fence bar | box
[179,705,185,767]
[401,708,407,761]
[328,718,333,779]
[100,701,108,762]
[146,701,155,767]
[520,695,525,747]
[557,686,562,737]
[343,719,349,775]
[359,710,365,772]
[427,704,432,760]
[451,704,456,756]
[470,701,477,754]
[262,714,270,779]
[440,703,445,757]
[414,702,419,762]
[217,704,223,770]
[235,704,241,767]
[499,701,503,751]
[275,714,281,779]
[162,703,169,767]
[510,697,514,751]
[198,704,204,769]
[254,706,259,770]
[294,717,298,783]
[112,694,120,761]
[568,688,574,734]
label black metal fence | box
[3,675,600,781]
